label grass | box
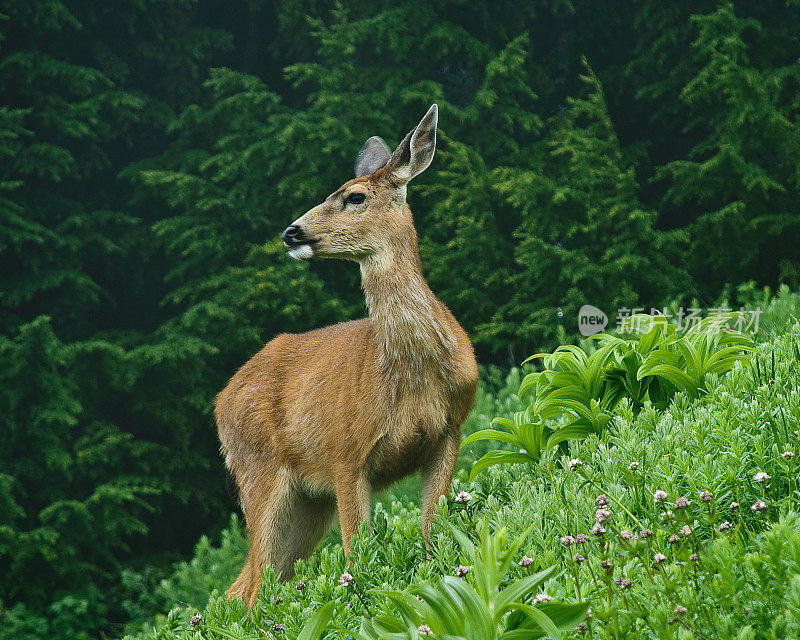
[120,307,800,640]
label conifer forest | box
[2,1,800,639]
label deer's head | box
[282,104,438,261]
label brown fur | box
[216,106,478,607]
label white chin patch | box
[288,244,314,260]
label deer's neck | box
[360,245,457,392]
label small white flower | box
[654,490,668,504]
[730,501,740,510]
[590,523,605,536]
[753,471,770,484]
[653,553,667,564]
[595,508,611,523]
[418,625,433,636]
[681,525,692,537]
[619,529,634,540]
[568,458,583,470]
[718,521,732,532]
[783,451,794,460]
[339,572,354,587]
[628,461,639,470]
[519,555,533,567]
[455,491,472,503]
[533,593,552,603]
[752,499,767,513]
[456,565,469,577]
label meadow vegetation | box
[115,293,800,640]
[3,1,800,638]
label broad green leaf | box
[442,576,494,640]
[412,582,464,634]
[511,603,563,640]
[447,521,476,558]
[519,372,541,397]
[491,417,517,430]
[536,602,590,631]
[469,451,535,481]
[297,601,335,640]
[382,590,426,625]
[637,362,697,391]
[499,631,546,640]
[545,424,595,448]
[495,566,559,616]
[461,428,521,448]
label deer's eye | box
[346,192,366,205]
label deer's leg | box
[228,465,296,607]
[334,470,371,555]
[274,492,337,579]
[420,427,461,538]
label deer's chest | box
[366,391,449,488]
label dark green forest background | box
[1,0,799,638]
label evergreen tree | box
[3,1,800,637]
[0,318,157,640]
[0,1,228,636]
[655,2,800,292]
[485,62,683,351]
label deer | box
[215,104,478,607]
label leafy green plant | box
[636,315,755,402]
[462,408,592,481]
[351,519,587,640]
[464,315,754,479]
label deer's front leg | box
[421,426,461,539]
[334,468,371,555]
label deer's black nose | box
[282,225,303,245]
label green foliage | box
[712,282,800,340]
[493,325,800,638]
[123,325,800,640]
[634,317,754,400]
[352,519,586,640]
[123,514,588,640]
[0,317,159,640]
[465,315,754,479]
[0,1,230,636]
[121,515,249,633]
[654,2,800,291]
[3,0,800,638]
[483,59,684,352]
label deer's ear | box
[384,104,438,185]
[354,136,391,178]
